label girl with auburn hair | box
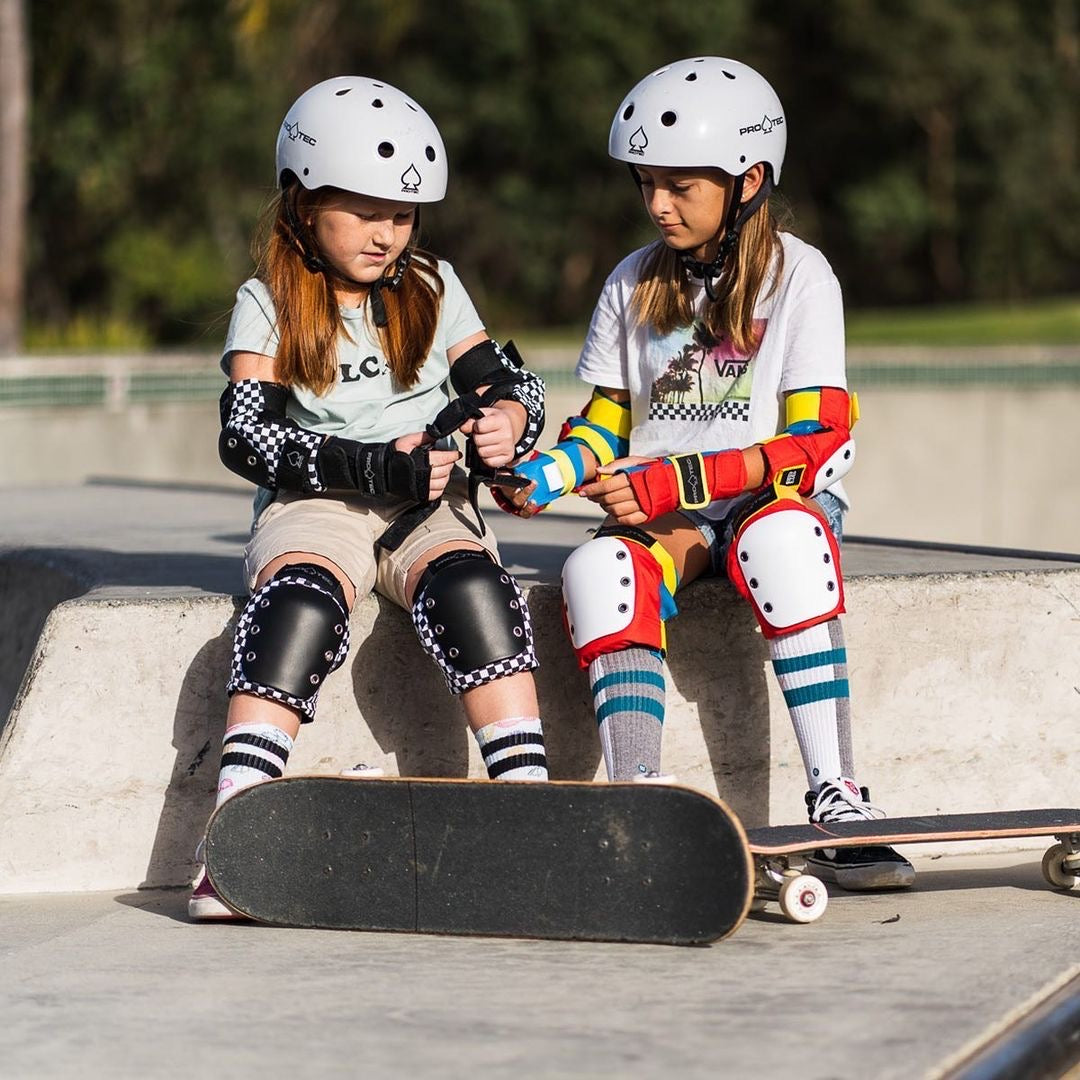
[191,76,549,920]
[501,57,914,892]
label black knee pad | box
[228,563,350,722]
[411,550,537,694]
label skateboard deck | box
[204,776,754,945]
[746,809,1080,923]
[747,809,1080,855]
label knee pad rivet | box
[740,551,749,562]
[749,578,758,588]
[251,625,261,635]
[823,554,831,564]
[500,575,509,584]
[618,603,628,613]
[226,437,238,449]
[323,649,334,661]
[449,647,459,658]
[620,576,630,586]
[764,603,773,612]
[513,627,523,637]
[616,551,627,561]
[310,674,320,684]
[246,651,256,661]
[827,582,836,591]
[425,598,435,609]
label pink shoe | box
[188,866,244,921]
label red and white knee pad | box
[726,489,844,639]
[561,526,677,669]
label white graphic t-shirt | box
[576,231,849,516]
[221,259,485,443]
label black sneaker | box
[804,778,915,891]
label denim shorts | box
[680,490,845,578]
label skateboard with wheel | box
[204,776,754,945]
[746,809,1080,924]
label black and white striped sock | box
[474,717,548,781]
[215,722,294,807]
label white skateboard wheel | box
[778,874,828,923]
[1041,843,1080,889]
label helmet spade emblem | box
[628,126,648,156]
[400,165,422,193]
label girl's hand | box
[393,431,460,502]
[459,406,517,468]
[577,456,654,526]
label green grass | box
[846,297,1080,346]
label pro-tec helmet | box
[608,57,786,184]
[276,76,447,202]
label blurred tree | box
[0,0,28,353]
[19,0,1080,346]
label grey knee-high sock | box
[588,647,665,780]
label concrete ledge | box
[1,567,1078,894]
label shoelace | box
[814,786,886,824]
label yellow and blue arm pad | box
[783,386,859,435]
[511,390,632,510]
[559,389,632,466]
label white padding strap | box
[562,536,637,650]
[732,501,842,633]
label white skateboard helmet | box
[276,76,447,202]
[608,57,786,184]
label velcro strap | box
[759,435,807,490]
[427,393,484,440]
[672,453,710,510]
[386,446,431,501]
[449,339,524,395]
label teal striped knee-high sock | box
[588,647,666,780]
[769,619,853,789]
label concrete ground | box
[1,853,1077,1079]
[2,480,1079,1078]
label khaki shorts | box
[243,469,500,609]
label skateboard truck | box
[753,854,829,924]
[1044,832,1080,888]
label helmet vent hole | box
[378,142,395,159]
[661,111,677,127]
[371,98,384,108]
[406,102,418,112]
[303,167,310,176]
[623,103,634,121]
[740,155,746,163]
[723,70,736,80]
[685,73,697,82]
[425,146,436,161]
[335,88,352,97]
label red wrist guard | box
[626,450,748,521]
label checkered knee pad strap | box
[228,564,350,722]
[411,551,538,695]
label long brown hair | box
[631,189,784,356]
[254,184,444,395]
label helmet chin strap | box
[679,172,773,301]
[283,185,417,327]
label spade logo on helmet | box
[284,121,317,146]
[738,113,784,137]
[400,165,421,193]
[628,126,649,156]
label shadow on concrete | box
[665,581,773,827]
[350,598,472,778]
[0,552,91,733]
[140,612,238,890]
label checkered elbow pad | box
[227,569,351,721]
[411,572,539,695]
[225,379,325,491]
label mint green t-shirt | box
[221,259,485,443]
